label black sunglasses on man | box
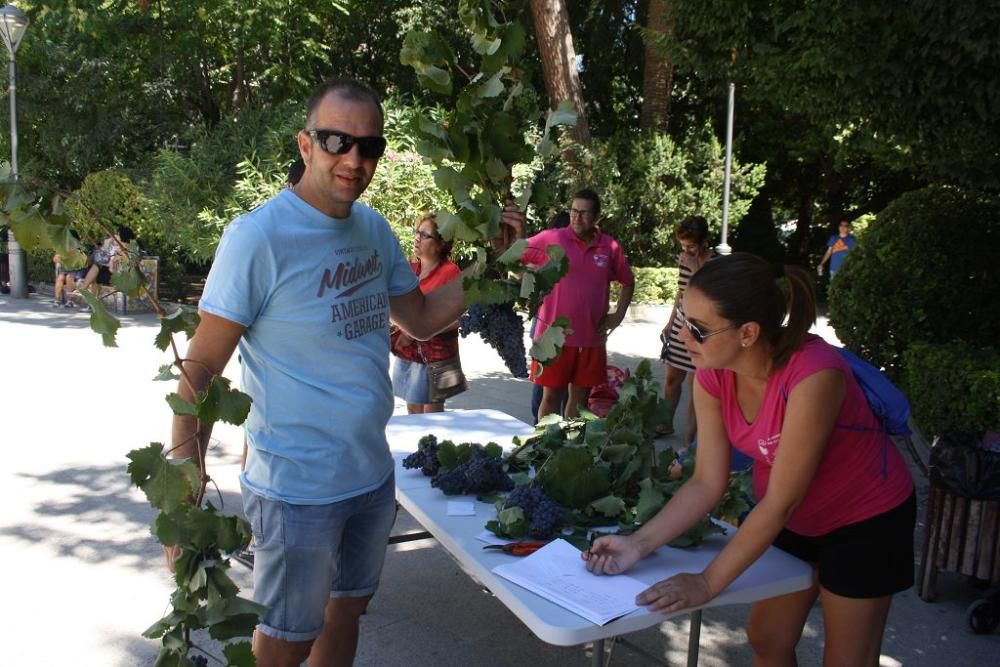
[307,129,387,160]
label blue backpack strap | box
[780,369,890,478]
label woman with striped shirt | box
[657,216,713,443]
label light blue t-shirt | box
[200,189,419,504]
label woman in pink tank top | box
[584,252,914,665]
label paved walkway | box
[1,293,995,666]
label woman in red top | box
[584,253,914,666]
[390,214,462,413]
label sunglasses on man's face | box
[307,129,387,159]
[684,319,738,344]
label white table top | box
[388,409,814,647]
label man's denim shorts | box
[241,474,397,642]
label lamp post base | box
[7,228,27,298]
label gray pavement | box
[2,292,996,666]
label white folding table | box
[387,409,813,666]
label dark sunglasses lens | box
[357,136,387,159]
[687,321,704,343]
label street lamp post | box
[0,3,28,298]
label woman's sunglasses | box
[685,319,737,344]
[307,129,387,159]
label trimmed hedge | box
[611,267,679,305]
[904,342,1000,435]
[828,185,1000,381]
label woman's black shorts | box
[773,492,916,599]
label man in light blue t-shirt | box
[168,78,523,666]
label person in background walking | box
[657,216,713,445]
[390,213,463,414]
[817,219,857,277]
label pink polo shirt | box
[696,337,913,536]
[524,227,634,348]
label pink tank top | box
[697,338,913,536]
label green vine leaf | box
[111,265,143,297]
[589,494,627,519]
[78,290,121,347]
[197,376,252,427]
[155,363,181,381]
[223,642,255,667]
[166,393,197,417]
[126,444,200,513]
[530,317,571,366]
[155,306,200,351]
[634,479,667,524]
[538,447,610,509]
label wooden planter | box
[917,484,1000,601]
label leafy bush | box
[610,267,680,304]
[904,342,1000,435]
[360,149,451,258]
[66,169,156,247]
[142,101,304,265]
[544,124,766,266]
[828,185,1000,380]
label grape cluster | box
[402,434,441,476]
[430,445,515,495]
[459,303,528,378]
[504,484,565,538]
[189,656,208,667]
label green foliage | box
[142,101,303,265]
[489,360,750,545]
[612,267,679,304]
[903,343,1000,436]
[665,0,1000,186]
[828,185,1000,380]
[127,443,262,666]
[551,126,765,266]
[65,169,152,246]
[402,2,575,363]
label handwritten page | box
[492,539,647,625]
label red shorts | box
[531,345,607,388]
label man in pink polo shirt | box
[518,189,635,420]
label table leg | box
[592,639,605,667]
[686,609,702,667]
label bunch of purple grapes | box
[402,434,441,476]
[458,303,528,378]
[430,445,515,495]
[503,484,565,538]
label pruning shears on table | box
[483,541,547,556]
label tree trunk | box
[530,0,591,146]
[640,0,674,132]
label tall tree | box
[529,0,591,145]
[640,0,675,132]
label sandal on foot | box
[654,424,675,437]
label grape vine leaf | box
[111,265,143,297]
[634,479,668,524]
[155,363,181,381]
[538,447,610,509]
[166,393,197,417]
[126,444,200,513]
[223,642,255,667]
[155,306,200,351]
[78,290,121,347]
[530,317,571,366]
[197,376,252,427]
[589,494,626,519]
